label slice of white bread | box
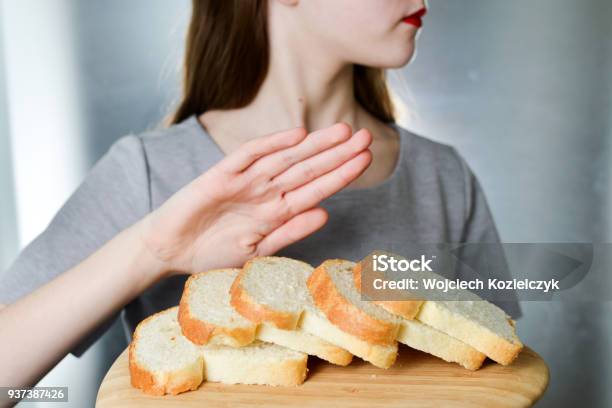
[129,307,308,395]
[230,257,313,330]
[397,319,486,370]
[352,256,523,365]
[307,259,401,345]
[352,261,486,370]
[230,256,397,368]
[129,307,204,395]
[417,300,522,365]
[180,267,352,366]
[179,269,257,347]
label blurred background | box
[0,0,610,406]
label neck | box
[200,7,377,145]
[241,3,370,131]
[250,60,359,133]
[251,21,361,133]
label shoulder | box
[106,116,222,203]
[76,117,207,212]
[116,116,204,159]
[126,116,217,175]
[134,116,203,147]
[101,116,216,188]
[394,123,468,181]
[102,116,207,160]
[393,124,476,219]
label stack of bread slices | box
[129,256,523,395]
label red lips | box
[402,7,427,28]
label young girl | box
[0,0,519,387]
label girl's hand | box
[137,123,372,276]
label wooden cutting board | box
[96,344,549,408]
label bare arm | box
[0,123,372,388]
[0,222,164,388]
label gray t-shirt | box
[0,115,521,357]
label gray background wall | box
[1,0,610,407]
[397,2,612,407]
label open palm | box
[140,123,372,274]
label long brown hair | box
[171,0,396,125]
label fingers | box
[246,123,353,180]
[257,207,328,255]
[283,150,372,215]
[217,127,307,174]
[272,128,372,192]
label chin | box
[363,45,416,69]
[387,49,416,68]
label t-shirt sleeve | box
[0,135,151,356]
[450,147,522,319]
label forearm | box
[0,220,167,388]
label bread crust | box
[256,358,309,386]
[456,349,487,370]
[129,308,204,395]
[129,340,165,396]
[277,357,309,386]
[230,264,301,330]
[353,262,424,320]
[307,260,399,346]
[179,272,257,346]
[316,345,353,367]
